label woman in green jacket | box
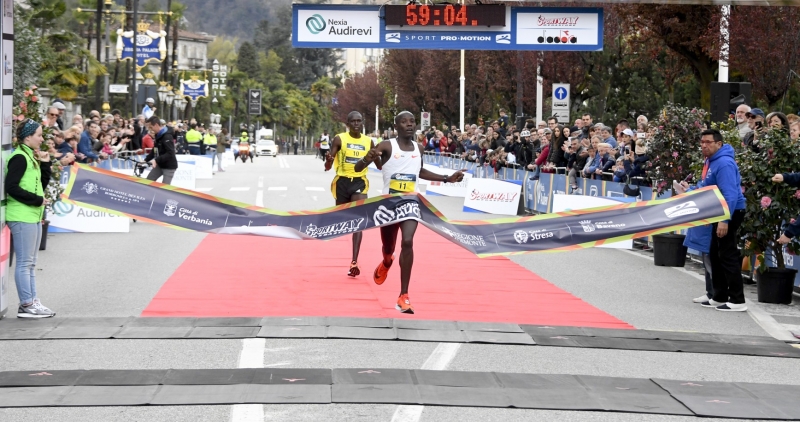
[6,119,54,318]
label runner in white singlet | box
[354,111,465,314]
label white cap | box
[146,98,154,104]
[622,128,634,137]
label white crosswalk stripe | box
[195,187,213,192]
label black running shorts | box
[331,175,369,202]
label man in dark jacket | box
[680,129,747,312]
[144,116,179,185]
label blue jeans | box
[9,221,42,305]
[188,145,200,155]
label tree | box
[333,67,386,133]
[207,35,238,67]
[618,5,718,110]
[727,6,800,108]
[236,42,259,80]
[14,1,104,102]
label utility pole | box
[130,0,139,118]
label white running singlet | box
[381,138,423,195]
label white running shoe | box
[693,294,710,303]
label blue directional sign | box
[292,5,603,51]
[551,83,571,124]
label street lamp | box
[165,86,174,106]
[157,82,169,115]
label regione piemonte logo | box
[306,14,326,34]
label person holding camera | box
[144,116,178,185]
[743,108,765,152]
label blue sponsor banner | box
[292,4,603,51]
[181,78,209,101]
[116,28,167,67]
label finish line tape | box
[62,164,730,257]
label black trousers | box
[710,209,746,304]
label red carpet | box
[142,227,631,328]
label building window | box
[182,45,187,58]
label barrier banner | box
[62,165,730,257]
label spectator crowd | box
[415,107,800,194]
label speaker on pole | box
[710,82,752,122]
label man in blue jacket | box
[78,120,106,163]
[680,129,747,311]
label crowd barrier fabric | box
[62,164,730,258]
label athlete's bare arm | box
[416,143,465,183]
[324,135,342,171]
[370,140,383,170]
[354,141,390,173]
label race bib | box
[389,173,417,193]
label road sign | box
[421,112,431,129]
[109,84,129,94]
[551,83,570,124]
[248,89,262,115]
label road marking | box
[230,338,265,422]
[390,343,461,422]
[230,187,251,192]
[258,176,264,188]
[278,156,290,169]
[267,187,287,191]
[263,361,292,367]
[256,190,264,207]
[195,187,213,192]
[312,196,318,201]
[305,187,324,191]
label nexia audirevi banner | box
[62,165,729,258]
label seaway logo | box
[664,201,699,219]
[306,14,326,34]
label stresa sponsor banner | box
[62,165,730,258]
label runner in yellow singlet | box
[325,111,380,277]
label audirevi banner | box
[62,165,730,258]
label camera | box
[637,132,646,140]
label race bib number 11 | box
[389,173,417,193]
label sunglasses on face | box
[48,113,58,117]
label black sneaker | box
[700,299,726,308]
[716,303,747,312]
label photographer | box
[743,108,765,152]
[143,116,178,185]
[516,130,535,169]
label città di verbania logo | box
[310,15,373,36]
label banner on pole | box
[63,165,729,258]
[116,22,167,67]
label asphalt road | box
[0,153,797,422]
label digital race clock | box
[384,4,506,27]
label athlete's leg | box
[397,220,418,295]
[349,192,367,262]
[380,224,400,264]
